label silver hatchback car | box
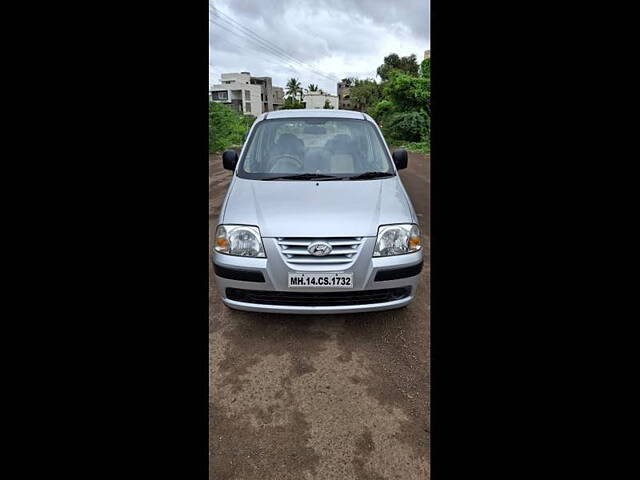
[212,109,422,314]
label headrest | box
[327,134,354,154]
[277,133,303,147]
[272,133,304,155]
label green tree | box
[306,83,318,92]
[419,57,430,80]
[419,57,430,116]
[286,77,302,101]
[336,53,430,150]
[376,53,419,81]
[323,99,334,109]
[383,71,429,113]
[340,77,357,88]
[282,96,305,109]
[381,71,429,142]
[349,78,382,112]
[367,99,394,125]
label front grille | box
[225,287,411,307]
[276,237,363,265]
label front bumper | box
[212,237,422,314]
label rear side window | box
[238,118,393,179]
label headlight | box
[373,224,421,257]
[214,225,266,257]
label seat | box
[303,150,330,173]
[267,133,305,172]
[326,134,356,174]
[273,133,304,157]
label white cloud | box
[209,0,429,94]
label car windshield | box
[237,118,395,180]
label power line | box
[209,25,303,84]
[209,6,340,83]
[210,19,299,70]
[209,16,331,82]
[211,10,339,83]
[209,19,333,89]
[209,8,305,67]
[209,20,305,78]
[208,7,341,93]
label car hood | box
[222,177,414,237]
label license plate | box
[288,272,353,288]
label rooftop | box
[304,91,337,96]
[258,109,368,121]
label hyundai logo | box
[307,241,333,256]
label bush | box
[282,97,305,109]
[367,99,395,124]
[383,111,427,143]
[383,72,429,113]
[323,99,334,109]
[209,102,255,153]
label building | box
[272,87,284,109]
[209,72,284,115]
[337,80,353,110]
[302,91,339,110]
[250,75,284,113]
[424,50,430,60]
[210,72,261,115]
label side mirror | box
[392,149,408,170]
[222,150,238,171]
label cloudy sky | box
[209,0,430,95]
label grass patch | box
[389,141,430,155]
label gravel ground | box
[209,152,430,479]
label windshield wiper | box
[347,171,395,180]
[262,173,343,181]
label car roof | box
[257,109,371,122]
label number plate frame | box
[288,272,354,288]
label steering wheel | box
[269,154,304,172]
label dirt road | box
[209,152,430,479]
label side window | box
[245,102,251,113]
